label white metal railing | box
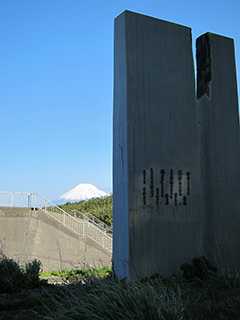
[0,191,33,208]
[73,210,112,237]
[0,192,112,253]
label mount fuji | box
[54,183,109,205]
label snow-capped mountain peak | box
[55,183,109,205]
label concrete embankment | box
[0,207,111,272]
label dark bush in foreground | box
[0,253,46,293]
[181,256,218,280]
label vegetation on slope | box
[58,195,113,226]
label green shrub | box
[181,256,218,280]
[0,254,45,293]
[24,259,42,287]
[59,195,113,226]
[0,254,24,293]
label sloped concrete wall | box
[0,207,111,272]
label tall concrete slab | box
[113,11,203,280]
[197,33,240,270]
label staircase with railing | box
[73,210,112,237]
[0,191,112,253]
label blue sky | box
[0,0,239,200]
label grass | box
[1,256,240,319]
[40,265,111,279]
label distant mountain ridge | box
[54,183,109,205]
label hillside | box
[58,195,113,226]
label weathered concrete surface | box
[197,33,240,270]
[0,207,111,271]
[113,11,202,280]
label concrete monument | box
[113,11,240,280]
[197,33,240,271]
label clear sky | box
[0,0,239,201]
